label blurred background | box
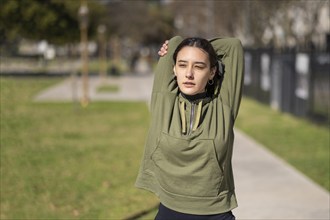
[1,0,329,219]
[1,0,329,121]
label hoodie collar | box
[179,92,211,104]
[181,92,207,103]
[178,92,211,135]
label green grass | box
[96,84,119,93]
[236,97,330,191]
[88,59,129,75]
[0,77,158,219]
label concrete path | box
[34,75,329,220]
[233,130,329,219]
[34,74,154,103]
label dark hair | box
[173,37,224,96]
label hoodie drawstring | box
[192,101,202,132]
[180,101,186,134]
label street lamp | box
[78,0,89,107]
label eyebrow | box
[177,60,207,66]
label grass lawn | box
[96,84,120,93]
[1,77,328,220]
[1,77,157,219]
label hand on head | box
[158,40,169,57]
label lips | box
[183,82,195,85]
[183,82,195,88]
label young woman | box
[135,36,244,220]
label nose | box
[185,67,194,79]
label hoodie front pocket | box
[151,132,223,198]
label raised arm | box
[152,36,183,94]
[210,38,244,120]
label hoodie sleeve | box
[210,38,244,120]
[152,36,183,94]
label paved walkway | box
[34,75,329,220]
[233,131,329,219]
[34,74,154,103]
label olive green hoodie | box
[135,36,244,215]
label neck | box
[181,91,207,102]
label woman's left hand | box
[158,40,169,57]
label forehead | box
[177,46,209,63]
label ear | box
[173,66,177,76]
[209,66,216,80]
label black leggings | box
[155,203,235,220]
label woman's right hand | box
[158,40,169,57]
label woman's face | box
[173,46,215,95]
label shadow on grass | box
[123,203,159,220]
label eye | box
[195,65,205,70]
[178,63,186,68]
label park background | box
[1,0,329,219]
